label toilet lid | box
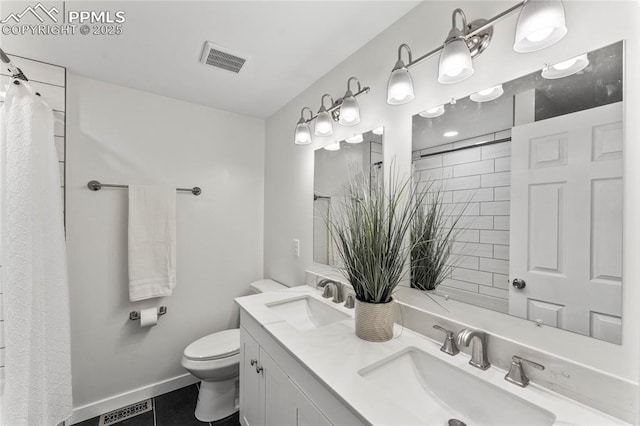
[184,329,240,361]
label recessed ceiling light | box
[346,134,363,144]
[542,54,589,79]
[419,104,445,118]
[443,131,459,138]
[372,126,384,135]
[470,84,504,102]
[324,141,341,151]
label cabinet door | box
[240,329,263,426]
[294,385,333,426]
[261,350,297,426]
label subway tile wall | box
[0,54,66,387]
[413,141,511,313]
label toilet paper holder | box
[129,306,167,321]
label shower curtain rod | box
[0,48,29,81]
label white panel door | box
[509,102,622,343]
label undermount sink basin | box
[265,295,351,330]
[358,347,556,426]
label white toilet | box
[181,279,286,421]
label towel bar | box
[88,180,201,196]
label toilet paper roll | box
[140,307,158,327]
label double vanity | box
[235,284,627,426]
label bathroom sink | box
[265,296,351,330]
[358,347,556,426]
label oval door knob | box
[512,278,526,289]
[250,359,257,366]
[255,365,263,374]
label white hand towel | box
[128,185,177,301]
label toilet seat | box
[183,328,240,361]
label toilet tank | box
[249,279,287,294]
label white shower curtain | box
[0,81,72,425]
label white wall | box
[264,0,640,384]
[66,75,265,415]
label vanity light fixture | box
[345,134,364,144]
[386,0,567,104]
[293,107,313,145]
[387,44,415,105]
[338,77,362,126]
[541,53,589,79]
[372,126,384,135]
[513,0,567,53]
[470,84,504,102]
[315,94,335,137]
[294,77,370,145]
[324,141,341,151]
[443,130,459,137]
[439,9,475,84]
[419,104,446,118]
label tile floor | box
[73,384,240,426]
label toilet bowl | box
[181,279,286,421]
[181,329,240,421]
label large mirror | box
[313,128,384,265]
[411,41,623,344]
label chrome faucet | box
[455,328,490,370]
[505,355,545,387]
[317,279,344,303]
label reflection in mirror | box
[313,128,384,266]
[411,41,623,344]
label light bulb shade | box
[294,121,312,145]
[419,105,445,118]
[339,95,360,126]
[514,0,567,53]
[470,84,504,102]
[542,54,589,79]
[315,110,334,136]
[372,126,384,135]
[386,67,415,105]
[345,134,363,144]
[438,38,474,84]
[324,141,341,151]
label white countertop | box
[235,286,628,426]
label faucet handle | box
[322,285,333,299]
[505,355,545,387]
[515,356,545,370]
[344,293,355,309]
[433,325,459,356]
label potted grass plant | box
[410,185,468,291]
[328,172,426,342]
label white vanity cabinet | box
[239,310,363,426]
[241,328,329,426]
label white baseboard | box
[69,374,198,425]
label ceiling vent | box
[200,41,247,74]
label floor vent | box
[98,399,152,426]
[200,41,247,73]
